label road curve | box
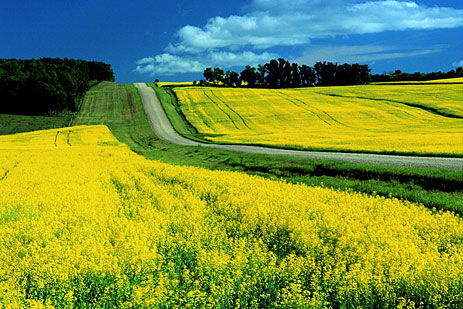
[134,83,463,171]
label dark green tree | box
[291,63,301,87]
[257,64,267,85]
[229,71,241,87]
[240,65,258,87]
[203,67,214,83]
[223,70,232,86]
[213,67,224,84]
[265,59,279,88]
[0,58,115,115]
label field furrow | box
[202,89,241,129]
[172,81,463,155]
[317,92,463,119]
[208,90,250,129]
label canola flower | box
[156,81,195,87]
[173,81,463,155]
[1,125,463,307]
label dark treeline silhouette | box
[203,58,371,88]
[0,58,115,115]
[371,68,463,83]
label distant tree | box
[312,62,339,86]
[445,70,456,79]
[300,65,315,86]
[370,67,458,83]
[213,67,224,85]
[223,70,232,86]
[265,59,279,88]
[413,72,424,81]
[240,65,258,87]
[154,78,159,83]
[203,67,214,83]
[257,64,267,85]
[359,64,371,84]
[313,62,323,85]
[291,63,301,87]
[282,60,292,87]
[278,58,287,87]
[229,71,241,87]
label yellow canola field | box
[174,82,463,155]
[1,125,463,307]
[372,77,463,85]
[156,81,194,86]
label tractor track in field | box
[317,92,463,119]
[280,92,349,127]
[201,90,240,129]
[134,83,463,171]
[207,90,250,129]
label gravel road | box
[134,83,463,171]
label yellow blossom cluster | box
[173,81,463,155]
[1,125,462,307]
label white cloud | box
[452,60,463,67]
[295,45,447,64]
[166,0,463,53]
[134,51,277,76]
[136,0,463,76]
[166,14,309,53]
[135,54,204,75]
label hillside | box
[170,79,463,156]
[66,82,463,214]
[1,125,463,307]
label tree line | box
[199,59,463,88]
[371,68,463,83]
[202,58,371,88]
[0,58,115,115]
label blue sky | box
[1,0,462,83]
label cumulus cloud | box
[136,0,463,76]
[135,54,204,75]
[135,51,277,76]
[166,0,463,53]
[452,60,463,67]
[166,14,310,53]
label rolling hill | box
[171,79,463,156]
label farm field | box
[156,81,195,87]
[2,82,460,215]
[0,113,71,136]
[172,79,463,156]
[1,125,463,307]
[371,77,463,85]
[68,82,463,214]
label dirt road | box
[134,83,463,171]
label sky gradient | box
[1,0,462,83]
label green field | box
[0,113,71,136]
